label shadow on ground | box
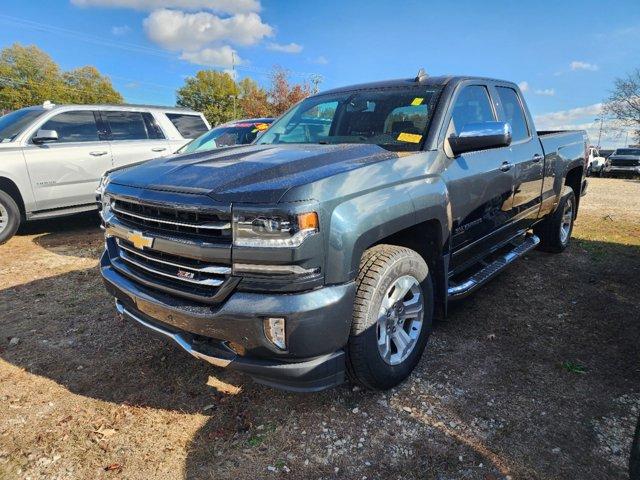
[17,211,103,259]
[1,237,638,479]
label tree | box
[268,66,312,116]
[176,71,238,126]
[62,66,123,104]
[603,68,640,144]
[0,43,123,110]
[238,77,270,118]
[0,43,64,109]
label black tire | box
[346,244,433,390]
[0,190,20,245]
[534,186,576,253]
[631,415,640,480]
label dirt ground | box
[1,178,639,480]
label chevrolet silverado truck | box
[99,73,588,392]
[602,147,640,178]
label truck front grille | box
[106,195,235,304]
[610,158,640,167]
[112,198,232,242]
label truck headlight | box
[96,173,111,198]
[100,194,113,223]
[233,210,319,248]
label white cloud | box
[71,0,261,14]
[311,55,328,65]
[534,88,555,96]
[180,45,240,68]
[111,25,131,35]
[144,9,272,51]
[535,103,603,128]
[534,104,637,148]
[518,81,529,92]
[267,42,303,54]
[570,61,599,71]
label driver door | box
[442,84,518,271]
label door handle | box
[151,147,167,152]
[532,154,543,163]
[500,161,513,172]
[89,151,108,156]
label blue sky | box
[1,0,639,147]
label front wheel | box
[0,190,20,245]
[346,244,433,390]
[534,186,576,253]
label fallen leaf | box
[104,463,122,472]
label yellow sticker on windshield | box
[255,123,269,131]
[397,132,422,143]
[411,97,424,106]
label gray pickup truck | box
[99,73,588,392]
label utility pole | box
[624,130,629,147]
[596,117,604,148]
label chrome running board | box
[448,233,540,300]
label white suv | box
[0,102,210,243]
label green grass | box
[562,361,587,374]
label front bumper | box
[604,165,640,175]
[101,251,356,392]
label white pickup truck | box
[0,102,210,243]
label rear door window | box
[165,113,208,138]
[450,85,496,133]
[103,111,149,141]
[495,87,530,142]
[39,111,100,143]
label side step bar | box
[448,233,540,300]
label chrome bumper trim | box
[115,300,233,368]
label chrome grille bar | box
[117,240,231,275]
[112,203,231,230]
[119,250,224,287]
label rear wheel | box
[534,186,575,253]
[346,244,433,390]
[0,190,20,245]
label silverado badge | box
[128,231,154,250]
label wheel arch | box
[0,176,25,218]
[371,219,447,319]
[564,164,584,216]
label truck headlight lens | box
[233,210,319,247]
[96,173,111,197]
[100,194,113,223]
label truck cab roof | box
[319,75,519,96]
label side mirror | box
[33,129,59,144]
[449,121,512,156]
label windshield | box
[0,108,45,142]
[613,148,640,156]
[256,86,440,152]
[180,120,272,154]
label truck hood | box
[109,143,399,204]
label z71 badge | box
[176,269,196,280]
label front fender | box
[325,178,449,284]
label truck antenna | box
[415,68,428,82]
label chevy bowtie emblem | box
[128,231,154,250]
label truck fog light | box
[264,317,286,350]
